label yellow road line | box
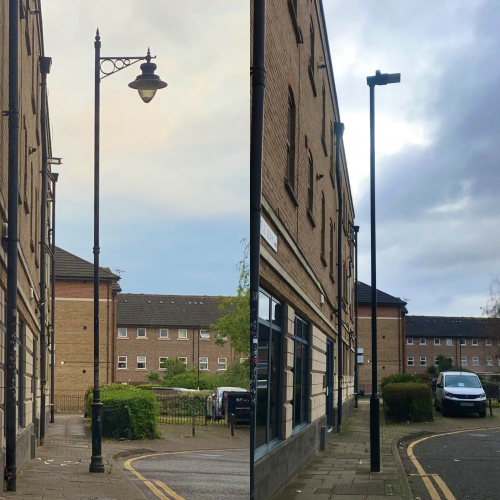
[406,426,500,500]
[123,448,247,500]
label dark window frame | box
[285,88,299,206]
[292,314,309,431]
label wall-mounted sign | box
[261,216,278,252]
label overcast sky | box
[323,0,500,317]
[42,1,248,296]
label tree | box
[482,275,500,318]
[147,371,161,384]
[211,239,250,353]
[160,358,187,379]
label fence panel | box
[55,394,86,413]
[156,395,226,425]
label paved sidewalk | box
[2,414,249,499]
[272,399,500,500]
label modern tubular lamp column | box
[366,70,400,473]
[354,225,359,409]
[90,30,167,474]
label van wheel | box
[479,410,486,418]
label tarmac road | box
[401,427,500,500]
[119,448,249,500]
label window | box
[486,338,492,346]
[257,290,283,455]
[137,356,146,369]
[473,357,479,366]
[137,328,146,338]
[218,358,227,371]
[320,193,326,261]
[178,357,187,366]
[461,357,467,366]
[199,357,208,371]
[472,339,478,346]
[293,315,309,429]
[159,329,169,338]
[435,357,440,365]
[218,331,228,341]
[178,329,188,339]
[446,339,453,346]
[159,357,168,370]
[118,328,127,338]
[420,357,426,366]
[407,338,413,345]
[460,339,466,346]
[434,338,440,345]
[200,330,210,339]
[286,88,296,194]
[407,357,414,366]
[117,356,127,369]
[420,338,426,345]
[329,220,334,275]
[307,152,314,212]
[486,357,493,366]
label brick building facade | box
[115,294,241,385]
[405,316,500,375]
[356,282,408,393]
[0,0,55,479]
[253,2,356,498]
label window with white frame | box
[178,357,187,365]
[407,338,413,345]
[199,357,208,370]
[420,338,426,345]
[118,328,127,338]
[137,356,146,369]
[435,357,440,365]
[137,328,146,338]
[420,357,426,366]
[472,339,478,346]
[407,357,414,366]
[446,339,453,346]
[473,357,479,366]
[434,338,440,345]
[117,356,127,369]
[159,329,169,339]
[486,338,492,346]
[218,331,228,341]
[200,330,210,339]
[218,358,227,370]
[460,338,466,346]
[159,357,168,369]
[178,329,188,339]
[486,357,493,366]
[461,357,467,366]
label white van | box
[435,371,486,417]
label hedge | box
[481,380,500,399]
[382,383,433,422]
[380,373,423,390]
[85,387,160,439]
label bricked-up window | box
[434,338,440,345]
[159,329,169,338]
[460,338,466,346]
[178,357,187,366]
[407,357,414,366]
[486,338,492,346]
[486,357,493,366]
[309,18,314,73]
[137,356,146,369]
[137,328,146,338]
[307,152,314,211]
[446,338,453,345]
[118,328,127,338]
[286,88,296,192]
[472,338,478,346]
[321,82,326,142]
[159,357,168,370]
[117,356,127,369]
[320,193,326,258]
[420,357,426,366]
[293,315,309,429]
[461,357,467,366]
[199,357,208,370]
[329,220,334,274]
[473,357,479,366]
[407,338,413,345]
[200,330,210,339]
[218,358,227,371]
[178,329,188,339]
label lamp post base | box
[370,394,380,472]
[89,401,105,473]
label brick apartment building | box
[405,316,500,375]
[356,282,408,393]
[253,1,356,498]
[115,294,241,384]
[0,0,56,478]
[54,247,120,395]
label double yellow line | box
[123,448,247,500]
[407,426,500,500]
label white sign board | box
[261,216,278,252]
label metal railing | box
[157,395,226,426]
[54,394,86,413]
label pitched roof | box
[54,247,120,281]
[117,293,230,328]
[356,281,407,306]
[405,315,500,338]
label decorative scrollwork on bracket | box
[99,56,155,80]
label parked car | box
[223,391,251,425]
[435,371,487,417]
[207,387,248,420]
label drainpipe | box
[5,0,20,490]
[106,281,110,383]
[39,55,52,446]
[250,2,266,499]
[50,172,58,423]
[334,121,344,431]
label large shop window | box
[292,315,309,430]
[256,290,283,456]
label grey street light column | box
[353,225,359,408]
[90,30,167,474]
[366,70,400,473]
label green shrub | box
[161,358,188,378]
[383,383,433,422]
[481,380,500,399]
[148,371,161,384]
[136,385,154,391]
[216,359,250,389]
[162,369,219,390]
[380,373,423,390]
